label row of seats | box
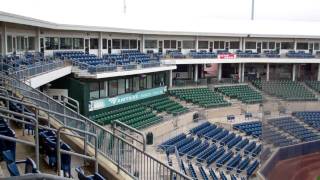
[262,126,297,147]
[305,80,320,92]
[293,111,320,130]
[286,51,315,58]
[215,85,263,104]
[268,117,320,142]
[252,80,317,101]
[233,121,262,137]
[142,95,188,116]
[264,50,281,58]
[236,50,261,58]
[166,50,186,59]
[89,102,162,129]
[189,50,217,59]
[169,88,231,108]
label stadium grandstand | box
[0,1,320,179]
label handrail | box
[61,95,79,113]
[56,126,98,176]
[112,120,146,151]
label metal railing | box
[0,73,191,180]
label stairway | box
[300,82,320,100]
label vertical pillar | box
[294,39,297,51]
[169,70,173,87]
[218,63,222,81]
[141,34,145,52]
[266,63,270,81]
[98,32,102,58]
[242,63,245,83]
[1,22,7,56]
[238,63,242,83]
[195,36,199,52]
[35,27,40,52]
[188,64,192,80]
[194,64,198,82]
[317,63,320,81]
[292,64,296,81]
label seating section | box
[233,121,262,138]
[76,167,105,180]
[215,85,263,104]
[89,102,162,129]
[166,50,185,59]
[293,111,320,130]
[305,80,320,92]
[189,50,217,58]
[142,95,188,116]
[159,121,261,178]
[252,80,317,101]
[286,51,315,58]
[268,117,320,142]
[264,50,280,58]
[262,125,297,147]
[169,88,231,108]
[236,50,261,58]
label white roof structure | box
[1,11,320,38]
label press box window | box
[90,38,98,49]
[145,40,157,49]
[7,35,12,52]
[121,39,129,49]
[281,42,294,49]
[198,41,208,49]
[28,37,35,50]
[130,40,137,49]
[60,38,72,49]
[112,39,121,49]
[45,37,59,50]
[182,40,195,49]
[245,42,256,49]
[296,43,308,50]
[73,38,84,49]
[102,39,107,49]
[230,41,240,49]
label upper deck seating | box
[264,50,280,58]
[252,80,317,101]
[189,50,217,58]
[166,50,186,59]
[169,88,231,108]
[215,85,263,104]
[236,50,261,58]
[286,51,315,58]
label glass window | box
[296,42,308,50]
[60,38,72,49]
[90,38,98,49]
[145,40,157,48]
[89,82,100,100]
[121,39,129,49]
[73,38,84,49]
[28,37,35,50]
[108,80,118,97]
[230,41,240,49]
[125,78,133,93]
[139,76,147,90]
[269,42,275,49]
[7,35,12,52]
[219,41,225,49]
[182,40,195,49]
[281,42,294,49]
[198,41,208,49]
[118,79,125,94]
[171,40,177,49]
[45,37,59,50]
[102,39,107,49]
[133,77,139,91]
[17,36,25,51]
[262,42,268,49]
[164,40,170,49]
[99,81,106,98]
[214,41,225,49]
[147,75,152,89]
[112,39,120,49]
[130,40,137,49]
[245,41,257,49]
[214,41,219,49]
[314,43,320,50]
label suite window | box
[89,82,100,100]
[182,40,195,49]
[90,38,98,49]
[7,35,12,52]
[230,41,240,49]
[147,75,152,89]
[118,79,125,95]
[214,41,225,49]
[296,42,308,50]
[102,39,107,49]
[60,38,72,49]
[245,42,256,49]
[130,40,137,49]
[164,40,176,49]
[314,43,320,50]
[262,42,268,49]
[45,37,59,50]
[99,81,106,98]
[73,38,84,49]
[121,39,129,49]
[28,37,35,50]
[125,78,133,93]
[108,80,118,97]
[139,76,147,90]
[145,40,157,48]
[112,39,120,49]
[171,40,177,49]
[198,41,208,49]
[269,42,275,49]
[281,42,294,49]
[164,40,170,49]
[133,77,140,91]
[17,36,25,51]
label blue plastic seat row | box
[186,141,209,159]
[246,160,260,176]
[188,163,197,179]
[198,166,209,180]
[158,133,186,150]
[206,147,225,165]
[226,154,242,170]
[196,144,217,162]
[178,139,201,156]
[189,122,211,134]
[196,124,217,137]
[216,150,233,167]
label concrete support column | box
[317,64,320,81]
[266,63,270,81]
[195,36,199,52]
[169,70,173,87]
[35,27,40,53]
[218,63,222,81]
[141,34,145,52]
[242,63,245,83]
[98,32,103,58]
[194,64,198,82]
[294,39,297,51]
[292,64,296,81]
[188,64,192,79]
[1,22,7,56]
[238,63,242,83]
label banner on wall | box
[89,86,167,111]
[218,54,237,59]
